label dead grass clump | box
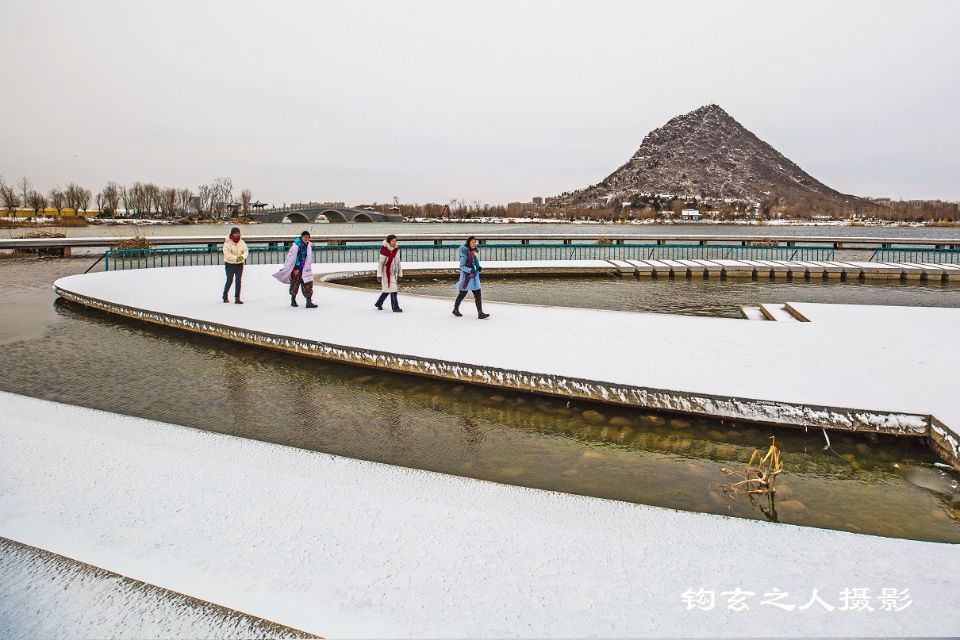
[16,230,66,239]
[114,233,153,249]
[56,216,89,227]
[717,438,784,497]
[596,237,614,245]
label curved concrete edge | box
[0,537,318,639]
[53,282,932,440]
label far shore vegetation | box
[1,175,957,226]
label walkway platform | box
[53,260,960,468]
[2,392,958,637]
[616,258,960,280]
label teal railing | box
[870,247,960,264]
[103,243,836,271]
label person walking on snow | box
[453,236,489,319]
[375,234,403,312]
[222,227,248,304]
[273,230,317,308]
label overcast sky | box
[2,0,958,205]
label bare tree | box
[79,186,91,216]
[240,188,252,214]
[65,183,93,217]
[26,190,47,218]
[197,183,213,217]
[127,182,148,217]
[64,183,83,214]
[100,182,121,216]
[0,177,20,217]
[158,187,178,217]
[17,177,31,211]
[49,187,65,218]
[211,177,233,218]
[177,188,193,216]
[144,183,161,216]
[119,185,133,217]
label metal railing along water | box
[103,243,836,271]
[870,247,960,264]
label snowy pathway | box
[1,392,958,637]
[53,262,960,465]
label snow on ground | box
[1,392,958,638]
[0,537,315,640]
[55,262,960,433]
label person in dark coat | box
[453,236,489,319]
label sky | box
[1,0,958,206]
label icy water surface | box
[1,257,958,543]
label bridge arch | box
[320,209,348,223]
[283,212,309,223]
[351,213,374,223]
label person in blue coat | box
[453,236,490,319]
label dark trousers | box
[454,288,482,312]
[223,263,243,298]
[376,292,399,310]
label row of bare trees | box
[0,176,93,219]
[0,175,254,219]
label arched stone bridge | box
[250,206,403,224]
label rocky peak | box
[550,104,854,208]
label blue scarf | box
[294,238,308,269]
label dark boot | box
[475,291,489,319]
[234,298,243,304]
[453,290,466,317]
[375,292,388,310]
[223,293,229,303]
[391,292,402,312]
[291,295,298,307]
[305,297,318,309]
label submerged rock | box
[581,410,606,425]
[777,499,810,517]
[895,463,960,500]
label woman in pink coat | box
[273,231,317,308]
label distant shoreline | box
[2,215,958,230]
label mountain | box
[548,104,857,208]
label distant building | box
[680,209,703,220]
[532,197,543,207]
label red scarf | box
[380,244,399,287]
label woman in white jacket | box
[222,227,248,304]
[375,234,402,312]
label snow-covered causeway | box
[2,392,959,637]
[54,262,960,464]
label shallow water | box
[1,257,958,542]
[361,274,960,318]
